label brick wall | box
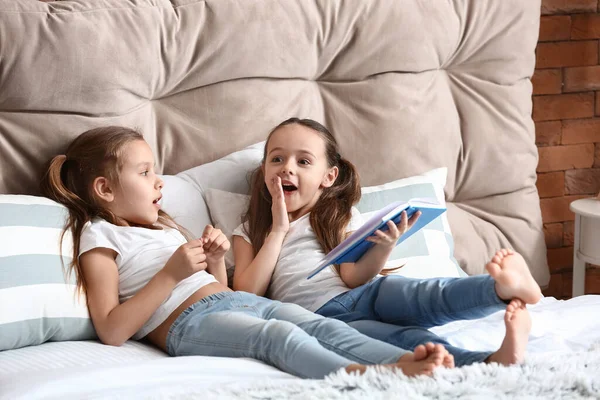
[534,0,600,298]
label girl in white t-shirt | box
[232,118,543,368]
[41,126,452,379]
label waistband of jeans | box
[167,291,234,342]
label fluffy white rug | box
[201,344,600,400]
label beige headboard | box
[0,0,549,285]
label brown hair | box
[40,126,188,296]
[244,118,361,271]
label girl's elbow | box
[99,335,126,347]
[344,280,361,289]
[105,339,126,347]
[340,273,363,289]
[97,329,128,347]
[232,281,250,293]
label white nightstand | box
[569,198,600,297]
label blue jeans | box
[166,291,408,379]
[315,275,505,367]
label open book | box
[307,198,446,279]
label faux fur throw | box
[199,344,600,400]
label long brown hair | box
[244,118,361,267]
[40,126,187,296]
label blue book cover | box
[307,198,446,279]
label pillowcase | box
[357,167,465,278]
[159,175,212,239]
[159,141,264,239]
[204,189,250,285]
[204,167,466,279]
[0,195,97,351]
[177,141,265,196]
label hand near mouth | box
[268,176,289,234]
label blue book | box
[306,198,446,279]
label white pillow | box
[160,141,265,239]
[204,168,465,279]
[178,141,265,195]
[159,175,211,239]
[204,188,249,284]
[0,195,96,351]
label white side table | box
[569,198,600,297]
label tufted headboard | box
[0,0,549,285]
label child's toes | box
[486,262,502,277]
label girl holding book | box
[232,117,543,367]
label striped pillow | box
[0,195,96,351]
[357,167,466,278]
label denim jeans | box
[315,274,506,366]
[166,291,408,379]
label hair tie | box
[336,152,342,161]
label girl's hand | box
[201,224,230,264]
[163,239,208,282]
[267,176,289,234]
[366,210,421,249]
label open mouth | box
[282,183,297,192]
[153,196,162,205]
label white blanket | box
[1,296,599,399]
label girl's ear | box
[321,166,339,188]
[92,176,115,203]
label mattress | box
[0,341,294,399]
[2,296,600,399]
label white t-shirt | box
[233,208,363,312]
[79,219,217,339]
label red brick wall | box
[535,0,600,298]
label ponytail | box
[41,154,93,296]
[42,155,92,219]
[310,156,361,255]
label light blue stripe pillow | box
[357,168,466,278]
[0,195,96,351]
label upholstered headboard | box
[0,0,549,285]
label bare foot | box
[485,249,542,304]
[345,342,452,377]
[395,342,448,376]
[415,342,455,369]
[486,299,531,365]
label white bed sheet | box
[1,295,599,399]
[0,341,294,399]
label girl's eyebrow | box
[134,161,153,168]
[299,150,316,158]
[268,147,316,158]
[267,147,284,155]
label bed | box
[1,0,599,398]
